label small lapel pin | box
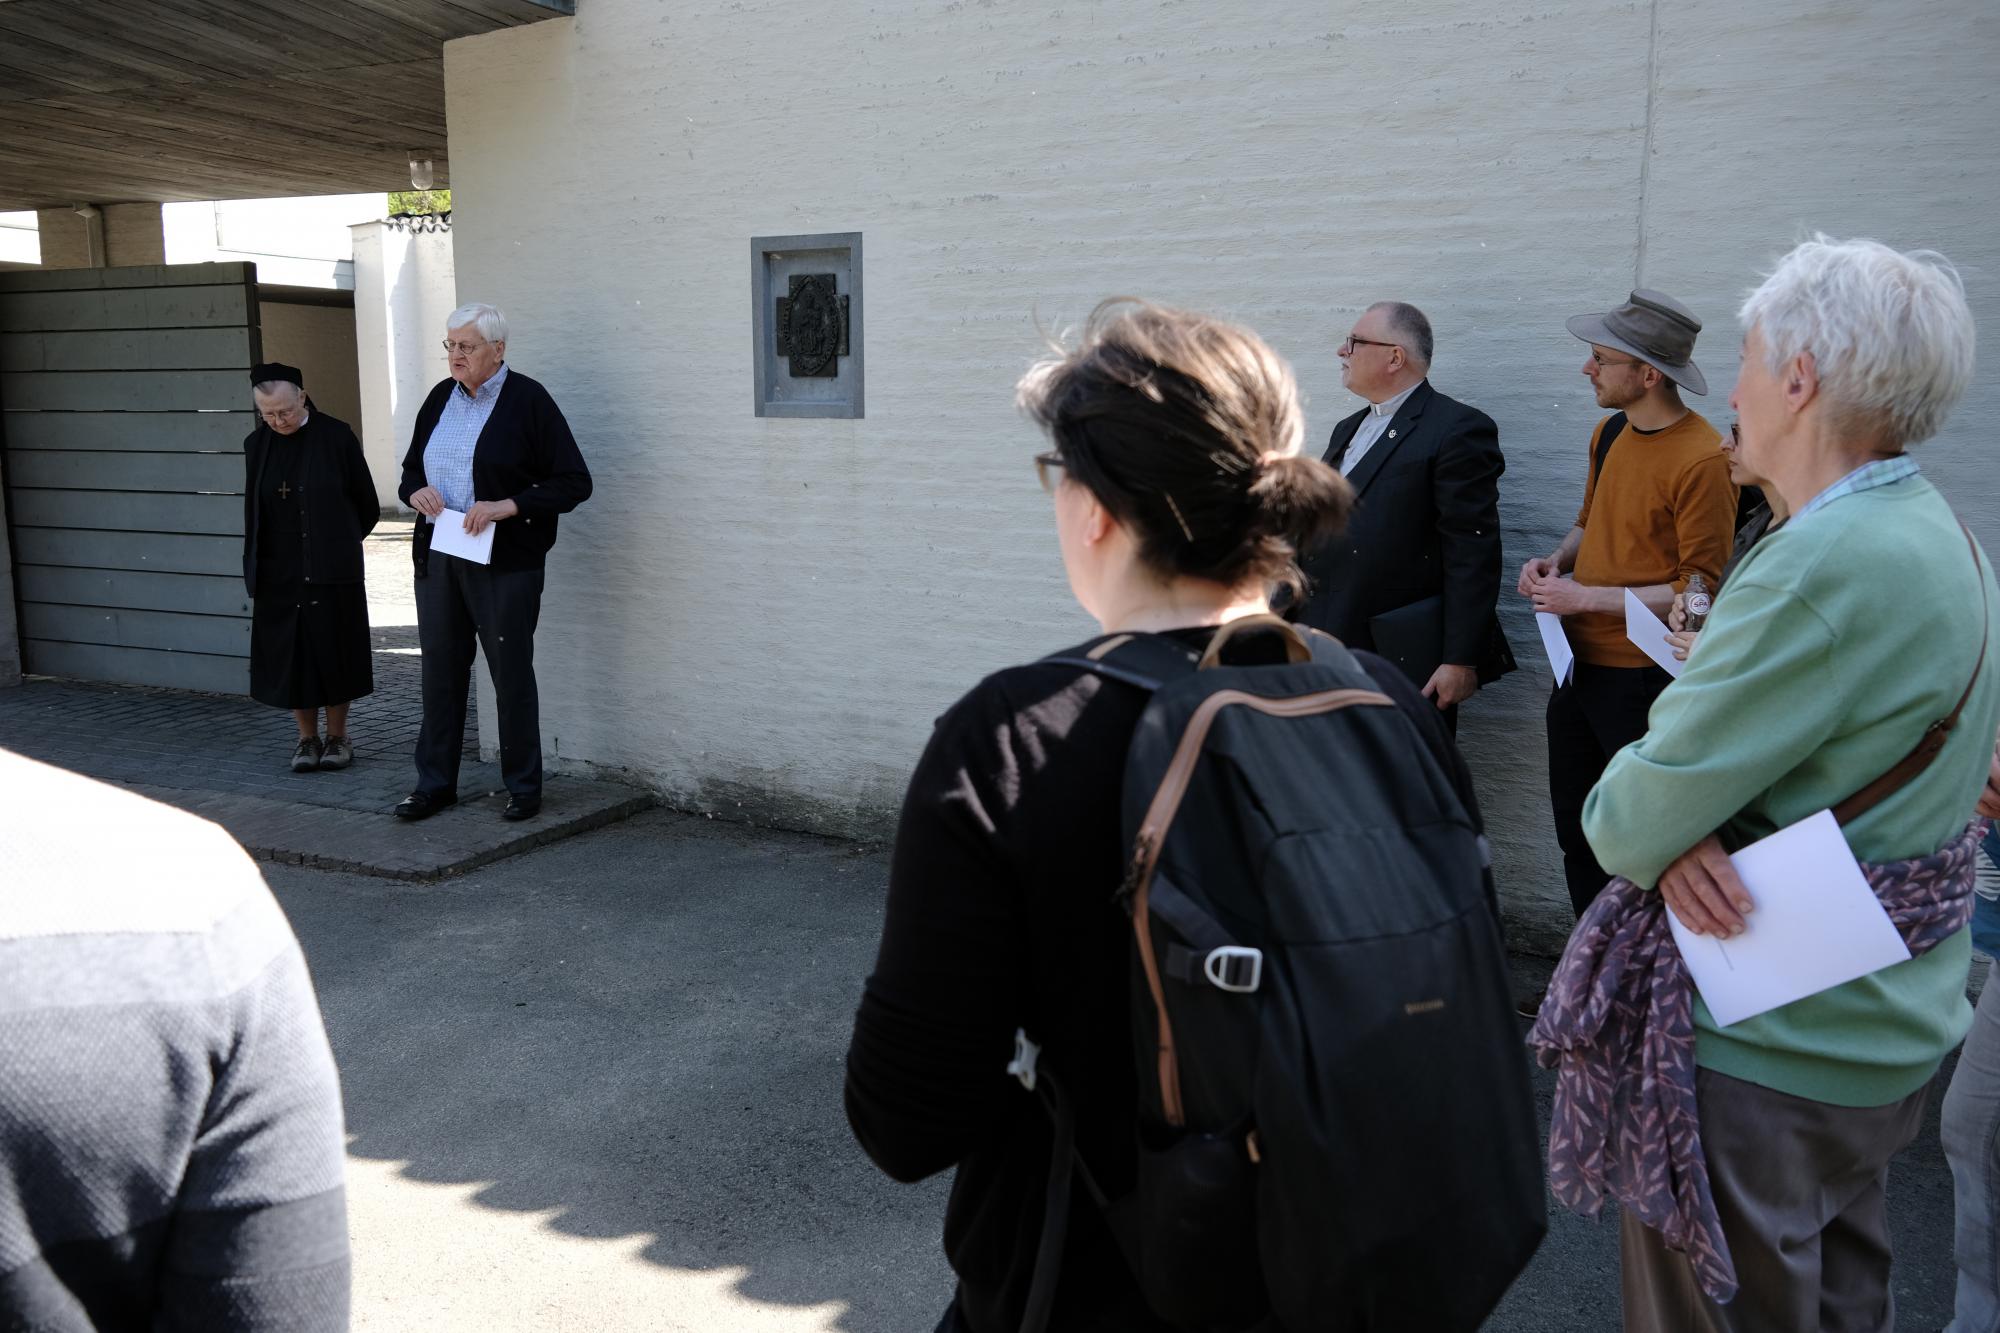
[1388,429,1398,439]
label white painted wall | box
[443,1,2000,950]
[0,212,37,267]
[352,218,459,510]
[165,194,386,289]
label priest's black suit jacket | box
[1295,380,1514,682]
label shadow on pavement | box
[274,809,952,1330]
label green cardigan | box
[1583,473,2000,1106]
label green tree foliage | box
[388,189,451,216]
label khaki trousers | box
[1621,1067,1928,1333]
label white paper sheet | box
[1535,611,1574,685]
[429,509,496,565]
[1667,809,1912,1027]
[1623,587,1685,679]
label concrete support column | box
[350,216,457,510]
[33,203,166,268]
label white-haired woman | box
[1530,237,1996,1331]
[394,302,592,824]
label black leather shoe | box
[502,796,541,822]
[393,791,457,821]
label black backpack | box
[1011,615,1545,1333]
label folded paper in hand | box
[1536,612,1574,685]
[430,509,495,565]
[1667,809,1911,1027]
[1623,588,1684,679]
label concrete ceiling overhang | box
[0,0,572,211]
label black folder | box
[1368,595,1445,689]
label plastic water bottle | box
[1684,574,1714,632]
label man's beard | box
[1595,380,1640,410]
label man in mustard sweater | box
[1585,238,1993,1330]
[1520,290,1738,928]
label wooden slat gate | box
[0,263,261,694]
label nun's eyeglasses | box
[1034,451,1066,493]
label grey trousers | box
[1620,1066,1928,1333]
[1945,978,2000,1333]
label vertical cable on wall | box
[1633,0,1662,288]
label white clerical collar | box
[1369,380,1421,418]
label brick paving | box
[0,520,651,878]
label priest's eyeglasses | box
[1339,335,1401,355]
[1034,451,1066,493]
[442,339,492,355]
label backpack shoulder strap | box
[1041,632,1202,693]
[1592,411,1628,488]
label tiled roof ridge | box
[386,212,451,233]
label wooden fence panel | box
[21,640,249,694]
[2,409,250,453]
[21,603,251,657]
[0,326,255,371]
[10,489,242,536]
[16,566,252,618]
[11,528,242,578]
[0,262,258,691]
[9,449,243,494]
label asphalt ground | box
[270,807,1964,1332]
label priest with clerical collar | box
[242,361,380,774]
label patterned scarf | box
[1527,820,1982,1303]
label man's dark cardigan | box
[396,370,593,573]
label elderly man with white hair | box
[395,302,592,822]
[1529,236,1995,1331]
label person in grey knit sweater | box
[0,748,350,1330]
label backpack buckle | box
[1204,946,1263,993]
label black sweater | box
[397,370,593,573]
[241,409,378,594]
[844,627,1486,1332]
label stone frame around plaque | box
[751,232,863,418]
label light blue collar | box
[1791,454,1920,522]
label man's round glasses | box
[1339,336,1401,355]
[1034,450,1066,493]
[1590,350,1642,368]
[442,339,492,355]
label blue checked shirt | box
[1791,453,1920,523]
[423,363,509,513]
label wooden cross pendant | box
[277,482,291,500]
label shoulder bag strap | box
[1591,411,1628,490]
[1832,524,1990,825]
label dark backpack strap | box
[1041,632,1203,693]
[1832,523,1990,825]
[1592,411,1628,489]
[1018,1069,1078,1333]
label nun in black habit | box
[243,363,379,772]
